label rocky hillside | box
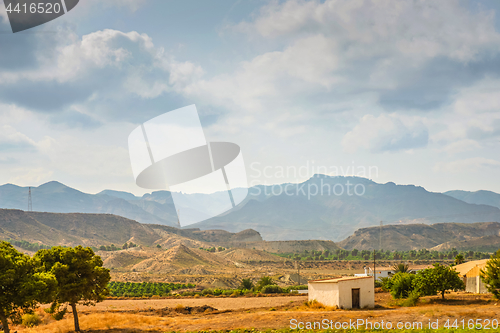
[338,221,500,251]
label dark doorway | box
[351,288,360,309]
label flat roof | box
[309,276,373,283]
[454,259,489,276]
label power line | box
[28,187,32,212]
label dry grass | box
[19,313,171,333]
[297,299,338,311]
[10,292,500,333]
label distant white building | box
[355,267,394,280]
[354,265,433,280]
[308,276,375,309]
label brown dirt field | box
[77,295,307,312]
[14,292,500,333]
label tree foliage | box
[34,246,110,332]
[413,263,464,299]
[0,242,56,333]
[392,262,410,273]
[389,272,415,299]
[481,249,500,299]
[455,254,465,265]
[256,276,274,291]
[239,278,254,290]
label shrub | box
[22,313,41,327]
[256,276,274,291]
[379,277,393,291]
[239,278,254,290]
[201,288,214,295]
[261,285,283,294]
[390,272,416,299]
[481,250,500,299]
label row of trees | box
[0,242,110,333]
[199,246,226,252]
[108,282,195,297]
[5,239,52,252]
[282,248,491,261]
[383,263,464,302]
[383,251,500,303]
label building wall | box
[465,266,488,294]
[308,282,339,307]
[308,277,374,309]
[337,277,375,309]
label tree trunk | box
[441,290,445,299]
[0,312,10,333]
[71,303,80,332]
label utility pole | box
[28,187,32,212]
[295,260,301,285]
[373,249,376,285]
[379,221,383,252]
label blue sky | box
[1,0,500,195]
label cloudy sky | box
[1,0,500,195]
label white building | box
[308,276,375,309]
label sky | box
[1,0,500,196]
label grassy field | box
[9,291,499,333]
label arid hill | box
[339,221,500,251]
[221,239,340,253]
[0,209,259,248]
[430,235,500,252]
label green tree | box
[34,246,110,332]
[481,249,500,299]
[256,276,274,291]
[239,278,254,290]
[122,243,128,250]
[413,263,464,299]
[392,262,410,273]
[0,242,56,333]
[455,254,465,265]
[389,272,416,299]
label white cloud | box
[239,0,500,62]
[0,125,37,151]
[434,157,500,173]
[342,114,429,153]
[432,78,500,145]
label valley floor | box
[14,292,500,333]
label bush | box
[240,278,254,290]
[481,250,500,299]
[201,288,214,295]
[390,272,416,299]
[380,277,393,291]
[402,291,420,307]
[230,290,242,297]
[256,276,274,291]
[22,313,41,327]
[261,285,283,294]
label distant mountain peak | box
[37,180,69,189]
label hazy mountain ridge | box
[3,176,500,242]
[444,190,500,209]
[191,175,500,241]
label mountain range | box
[191,175,500,241]
[2,175,500,242]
